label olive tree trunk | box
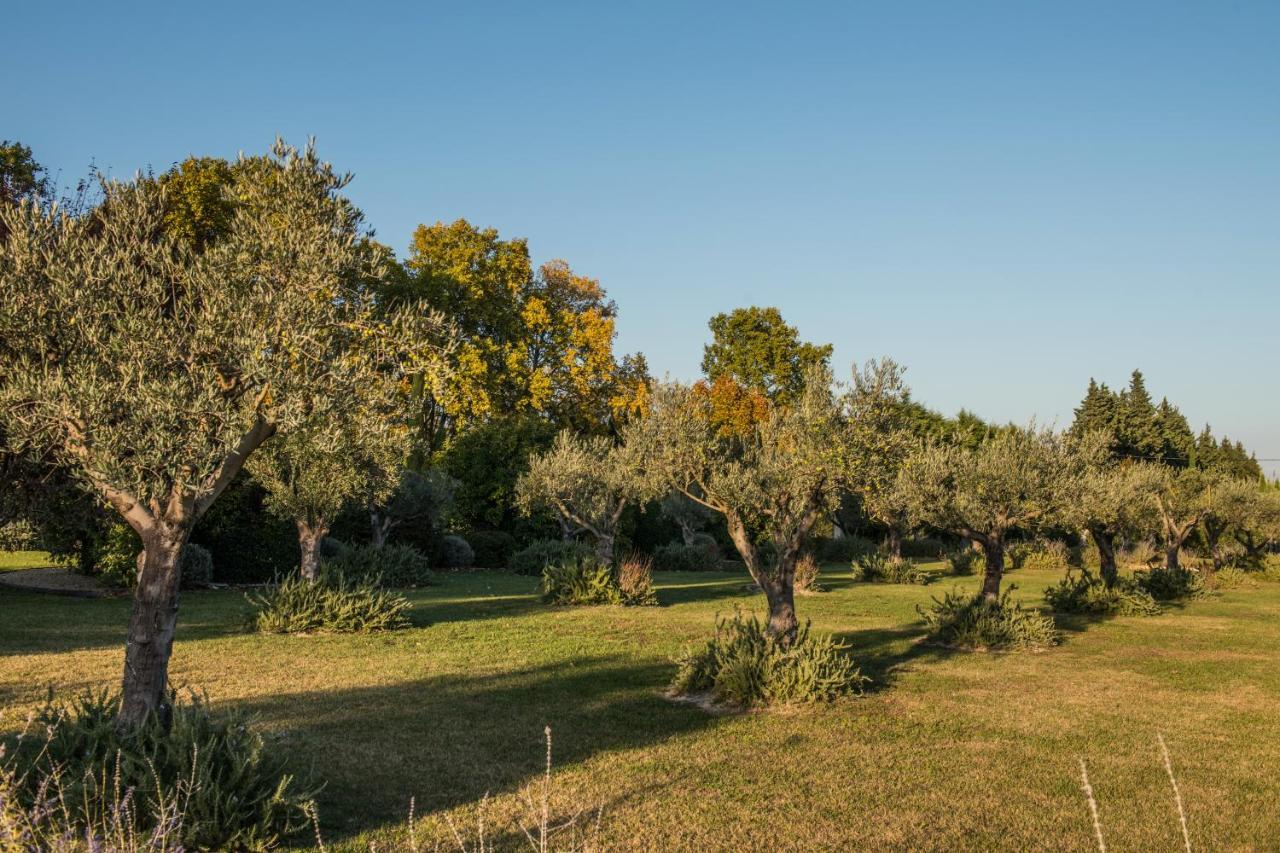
[978,536,1005,601]
[297,519,328,582]
[885,526,903,560]
[724,512,805,647]
[119,526,188,729]
[1091,528,1118,588]
[369,509,390,549]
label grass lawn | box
[2,562,1278,850]
[0,550,62,572]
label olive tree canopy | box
[0,140,450,726]
[897,426,1077,600]
[626,363,897,644]
[516,430,646,563]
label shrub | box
[917,587,1059,650]
[617,551,659,606]
[794,553,824,594]
[1043,569,1162,617]
[1120,540,1160,568]
[434,533,475,569]
[1260,555,1280,582]
[1213,566,1257,590]
[942,546,981,576]
[1,690,315,849]
[1134,565,1207,601]
[468,530,517,568]
[319,536,350,560]
[652,537,722,572]
[670,611,867,708]
[248,573,412,633]
[1009,541,1069,573]
[540,556,622,606]
[324,543,432,587]
[180,542,214,588]
[92,520,140,588]
[815,534,876,563]
[901,536,947,559]
[852,552,929,585]
[509,538,593,576]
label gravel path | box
[0,567,111,597]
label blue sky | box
[7,1,1278,473]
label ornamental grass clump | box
[793,553,824,594]
[1134,564,1207,601]
[852,552,929,585]
[1044,569,1162,617]
[670,611,867,709]
[616,551,659,606]
[323,542,432,587]
[918,587,1059,651]
[0,690,315,850]
[248,573,411,634]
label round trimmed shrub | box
[434,534,475,569]
[509,538,593,576]
[180,542,214,588]
[324,543,432,587]
[468,530,517,568]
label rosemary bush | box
[671,612,867,708]
[248,573,412,633]
[918,587,1059,650]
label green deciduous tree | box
[897,427,1077,601]
[0,140,448,727]
[700,307,832,405]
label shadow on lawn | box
[232,655,719,842]
[833,621,957,693]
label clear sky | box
[7,1,1278,473]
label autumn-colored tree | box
[393,219,649,461]
[701,306,832,405]
[897,427,1077,601]
[0,141,449,727]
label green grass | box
[0,550,61,572]
[2,562,1279,850]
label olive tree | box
[0,141,448,727]
[1062,433,1159,587]
[1140,465,1214,571]
[516,431,643,563]
[1199,475,1266,572]
[844,358,915,557]
[1234,487,1280,566]
[248,410,402,581]
[626,366,866,645]
[897,427,1076,601]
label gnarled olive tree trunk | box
[725,512,809,647]
[297,519,328,582]
[120,525,189,728]
[1090,527,1118,588]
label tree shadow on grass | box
[230,655,720,844]
[832,621,958,693]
